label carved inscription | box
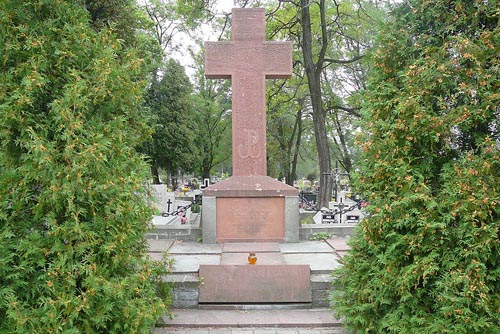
[237,128,261,159]
[216,197,285,241]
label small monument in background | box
[202,8,299,243]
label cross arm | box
[262,41,293,79]
[205,41,234,79]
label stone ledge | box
[203,176,298,197]
[311,273,333,290]
[147,227,201,242]
[158,308,343,328]
[165,274,199,285]
[146,225,355,242]
[300,225,355,240]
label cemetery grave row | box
[152,183,365,226]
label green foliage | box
[0,1,171,333]
[300,215,314,225]
[191,203,201,214]
[267,0,383,207]
[332,1,500,333]
[190,47,232,179]
[142,0,210,58]
[266,82,303,183]
[82,0,161,74]
[310,232,332,241]
[142,59,198,181]
[84,0,142,44]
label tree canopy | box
[263,0,381,204]
[143,58,198,184]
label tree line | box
[141,0,383,211]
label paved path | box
[154,328,344,333]
[148,240,346,274]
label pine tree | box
[0,1,170,333]
[143,58,197,185]
[332,1,500,333]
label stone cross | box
[205,8,292,176]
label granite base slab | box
[199,264,311,303]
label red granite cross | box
[205,8,292,176]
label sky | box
[174,0,237,78]
[216,0,235,12]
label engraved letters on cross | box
[238,129,260,160]
[204,8,292,176]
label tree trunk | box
[151,163,161,184]
[201,166,211,180]
[333,113,353,174]
[288,108,303,186]
[300,0,333,209]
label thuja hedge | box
[0,1,171,333]
[332,1,499,333]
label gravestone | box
[199,264,311,303]
[330,197,363,224]
[151,185,175,216]
[202,8,299,243]
[312,195,364,225]
[151,185,198,225]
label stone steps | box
[198,303,312,310]
[157,308,343,329]
[151,240,347,309]
[166,272,333,309]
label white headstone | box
[151,185,176,215]
[328,198,364,224]
[313,208,333,225]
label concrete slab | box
[199,265,311,303]
[160,308,342,328]
[171,255,220,273]
[285,196,300,242]
[283,253,341,273]
[221,252,285,265]
[164,240,345,274]
[223,242,280,253]
[148,239,175,252]
[148,252,168,262]
[280,241,334,254]
[325,239,351,251]
[169,242,222,255]
[202,196,217,244]
[152,215,178,225]
[155,328,345,334]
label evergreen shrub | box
[332,1,500,333]
[0,1,171,333]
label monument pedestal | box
[202,176,299,244]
